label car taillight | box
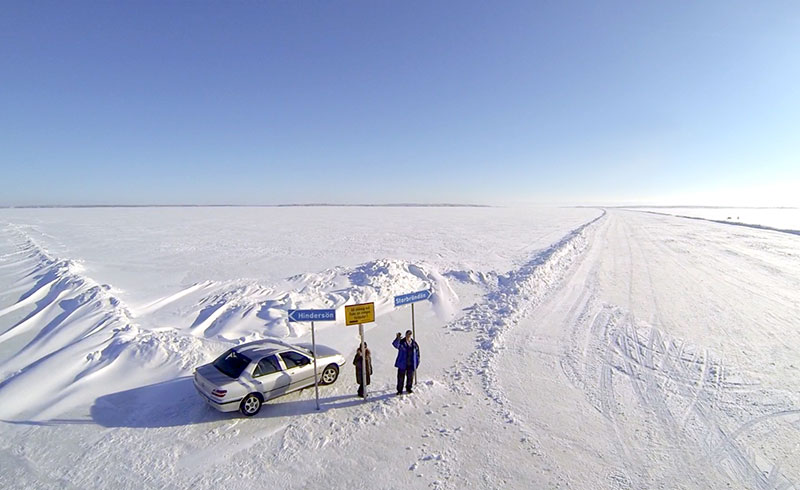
[211,389,227,397]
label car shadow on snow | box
[90,377,228,428]
[89,377,393,428]
[0,378,210,429]
[253,390,396,419]
[2,378,395,429]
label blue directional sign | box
[288,309,336,323]
[394,290,432,307]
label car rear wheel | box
[320,364,339,385]
[240,393,262,416]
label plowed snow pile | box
[1,206,798,489]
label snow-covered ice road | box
[497,210,800,489]
[0,208,798,489]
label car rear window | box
[213,349,252,378]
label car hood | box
[296,343,341,359]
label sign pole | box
[311,321,320,411]
[394,291,429,388]
[411,303,417,386]
[359,323,367,399]
[344,302,375,402]
[287,309,335,410]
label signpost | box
[394,290,432,308]
[345,302,375,399]
[287,308,336,410]
[394,290,431,385]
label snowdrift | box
[0,224,463,420]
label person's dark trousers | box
[357,383,365,397]
[397,368,415,393]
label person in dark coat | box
[353,342,372,398]
[392,330,420,394]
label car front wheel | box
[320,364,339,385]
[240,393,263,417]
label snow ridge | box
[0,225,215,419]
[450,212,603,344]
[181,258,457,342]
[0,224,133,367]
[0,222,459,420]
[446,212,605,421]
[635,209,800,236]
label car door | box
[279,350,316,391]
[252,355,291,400]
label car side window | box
[280,351,311,369]
[253,355,281,377]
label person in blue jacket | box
[393,330,420,394]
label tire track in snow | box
[621,219,798,487]
[589,309,796,488]
[416,211,607,486]
[538,212,799,488]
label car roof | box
[235,339,311,359]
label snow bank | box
[450,211,604,350]
[180,258,458,342]
[630,207,800,235]
[0,224,461,420]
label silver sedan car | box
[194,339,346,416]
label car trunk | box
[196,363,235,391]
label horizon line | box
[1,203,797,210]
[0,203,497,209]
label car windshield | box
[213,349,252,378]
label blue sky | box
[2,1,799,206]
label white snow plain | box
[630,207,800,234]
[0,206,798,489]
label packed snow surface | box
[0,206,798,489]
[631,207,800,234]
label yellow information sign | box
[345,302,375,326]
